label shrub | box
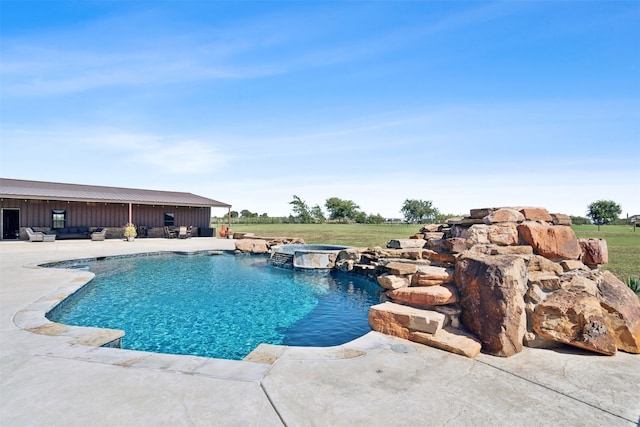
[626,277,640,297]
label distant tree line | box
[213,198,628,228]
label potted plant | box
[124,223,137,242]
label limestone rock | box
[561,274,598,296]
[524,283,546,304]
[517,222,581,261]
[462,224,489,244]
[420,224,442,232]
[434,304,462,328]
[560,260,589,272]
[528,271,561,292]
[578,238,609,266]
[368,302,445,335]
[384,261,417,276]
[441,238,472,253]
[487,223,519,246]
[483,208,525,224]
[551,213,572,226]
[409,327,482,358]
[234,239,269,254]
[412,266,454,286]
[469,208,494,219]
[519,207,553,222]
[596,271,640,353]
[377,274,409,290]
[421,250,456,266]
[387,284,458,307]
[470,245,533,256]
[387,239,426,249]
[527,255,564,275]
[532,289,617,355]
[454,253,527,357]
[422,232,445,241]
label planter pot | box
[127,237,135,242]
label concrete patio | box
[1,238,639,426]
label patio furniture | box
[178,226,189,239]
[25,228,44,242]
[43,234,56,242]
[163,226,176,239]
[91,228,107,241]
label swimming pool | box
[47,253,381,360]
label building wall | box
[1,198,211,232]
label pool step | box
[269,251,294,268]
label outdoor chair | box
[163,226,176,239]
[25,227,45,242]
[91,227,107,241]
[178,226,189,239]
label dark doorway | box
[2,209,20,240]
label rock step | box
[368,303,481,358]
[368,302,446,335]
[387,284,458,307]
[409,327,482,358]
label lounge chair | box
[163,226,176,239]
[177,226,189,239]
[91,227,107,241]
[25,227,44,242]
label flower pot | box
[127,237,135,242]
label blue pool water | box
[47,254,381,360]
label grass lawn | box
[572,225,640,281]
[227,223,640,280]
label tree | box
[289,195,313,224]
[240,209,256,218]
[229,211,239,219]
[587,200,622,231]
[401,199,439,223]
[310,205,326,223]
[367,214,385,224]
[325,197,361,221]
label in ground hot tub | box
[269,244,351,270]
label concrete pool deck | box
[1,238,639,426]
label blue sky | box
[1,1,639,218]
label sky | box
[1,1,639,219]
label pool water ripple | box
[47,254,381,360]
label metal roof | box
[0,178,231,208]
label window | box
[164,212,175,227]
[52,210,66,229]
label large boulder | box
[387,239,426,249]
[387,284,458,307]
[487,223,519,246]
[531,289,617,355]
[519,207,553,222]
[551,213,572,226]
[483,208,525,224]
[409,327,482,358]
[384,261,417,275]
[596,271,640,353]
[517,221,581,261]
[412,266,454,286]
[454,253,527,357]
[368,302,445,335]
[234,239,269,254]
[578,238,609,267]
[377,274,409,290]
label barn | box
[0,178,231,240]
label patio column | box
[128,202,132,224]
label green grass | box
[226,223,419,248]
[225,222,640,281]
[572,225,640,281]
